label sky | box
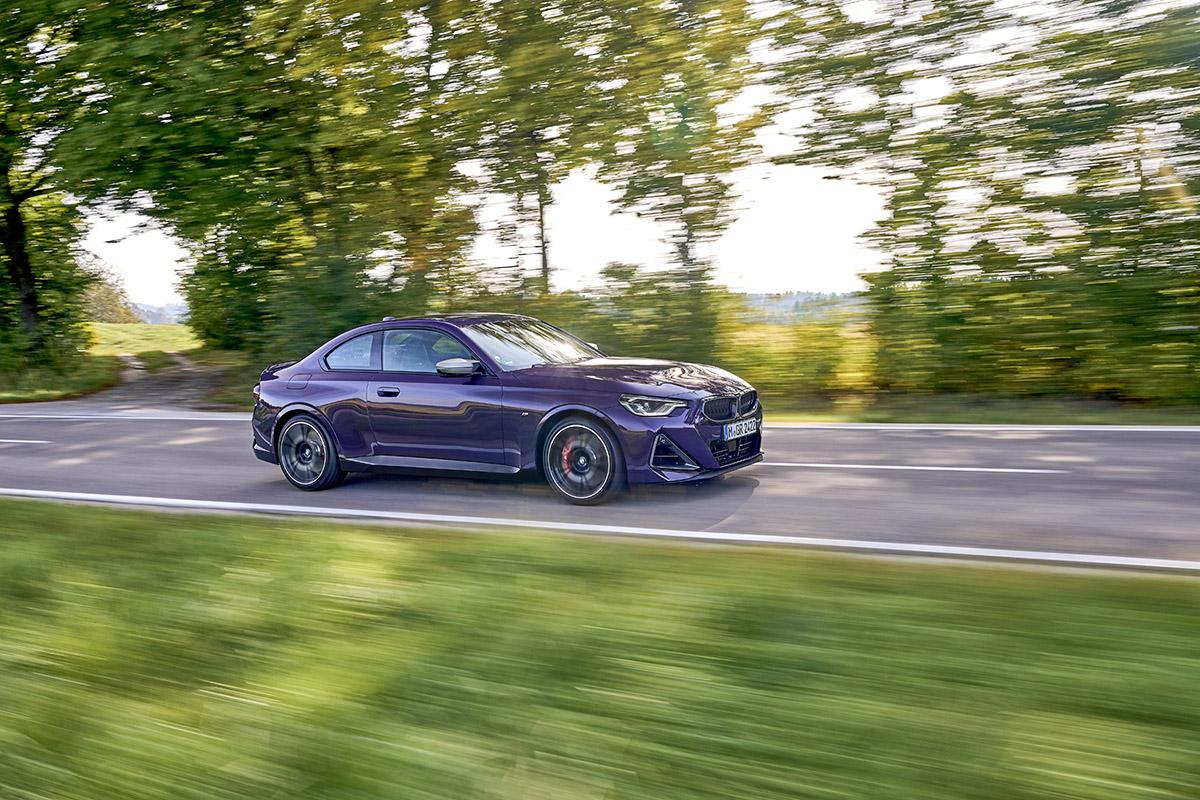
[82,163,886,307]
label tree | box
[476,0,604,293]
[74,0,505,355]
[585,0,762,362]
[80,254,139,323]
[766,0,1200,400]
[0,1,114,362]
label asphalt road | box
[2,365,1199,570]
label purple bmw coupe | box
[252,314,763,504]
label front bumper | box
[612,403,765,485]
[649,451,764,483]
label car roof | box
[318,313,539,353]
[387,312,532,327]
[336,312,532,338]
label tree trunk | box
[1,199,40,334]
[676,222,697,272]
[537,186,550,294]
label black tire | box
[276,413,345,491]
[542,416,625,505]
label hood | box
[514,357,752,398]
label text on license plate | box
[723,419,758,441]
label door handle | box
[376,386,400,398]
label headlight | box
[620,394,687,417]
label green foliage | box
[60,0,764,361]
[0,196,92,372]
[767,0,1200,403]
[83,282,140,324]
[0,355,123,403]
[81,258,141,323]
[592,262,721,365]
[2,498,1198,799]
[716,312,850,405]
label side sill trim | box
[342,455,520,475]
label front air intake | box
[709,432,761,466]
[651,435,699,471]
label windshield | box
[465,318,600,371]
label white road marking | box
[0,413,249,422]
[758,462,1066,475]
[765,422,1200,433]
[0,439,51,444]
[0,487,1195,572]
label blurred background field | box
[0,323,200,403]
[86,322,200,368]
[1,498,1197,799]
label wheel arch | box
[533,405,622,475]
[272,402,330,451]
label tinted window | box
[383,329,473,373]
[465,318,599,371]
[325,333,378,370]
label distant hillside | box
[134,303,189,324]
[741,292,865,323]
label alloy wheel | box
[546,423,613,501]
[279,419,329,487]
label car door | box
[366,327,508,468]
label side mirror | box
[436,357,482,377]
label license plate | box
[723,419,758,441]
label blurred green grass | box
[1,499,1197,799]
[87,322,201,366]
[0,354,124,403]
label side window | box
[325,333,378,370]
[383,329,473,373]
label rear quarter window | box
[325,333,379,370]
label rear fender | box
[272,402,326,448]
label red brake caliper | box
[561,435,577,472]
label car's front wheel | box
[543,416,625,505]
[277,414,345,491]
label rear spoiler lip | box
[260,359,299,379]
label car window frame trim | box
[321,331,382,373]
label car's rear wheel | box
[543,417,624,505]
[277,414,345,491]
